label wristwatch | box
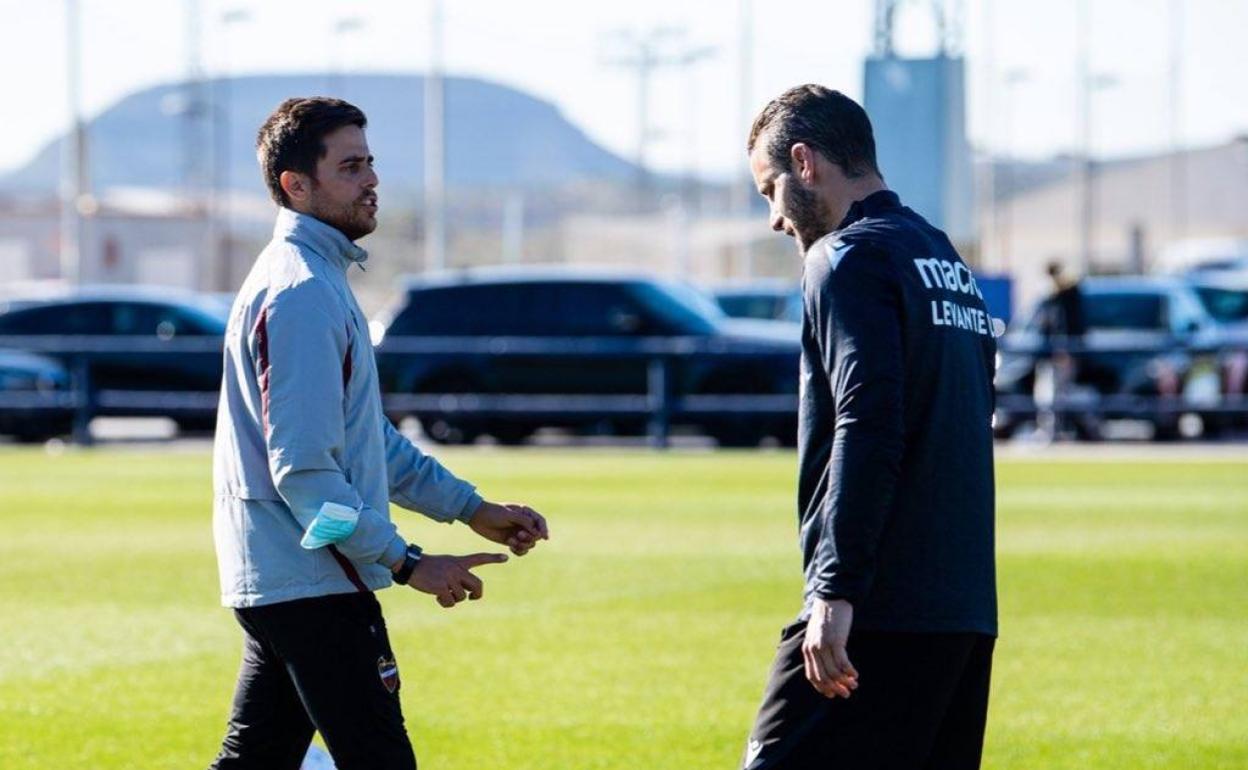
[392,543,424,585]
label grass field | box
[0,446,1245,769]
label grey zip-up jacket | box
[212,208,482,608]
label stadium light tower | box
[328,16,365,96]
[603,26,710,210]
[733,0,755,276]
[60,0,88,285]
[213,7,252,291]
[424,0,447,273]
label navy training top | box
[796,190,998,636]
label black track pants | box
[210,592,416,770]
[742,622,995,770]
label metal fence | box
[4,334,1248,445]
[0,334,799,447]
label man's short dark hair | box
[256,97,367,207]
[747,84,881,179]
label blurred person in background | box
[1039,261,1087,438]
[1043,261,1087,340]
[209,97,549,770]
[741,85,997,770]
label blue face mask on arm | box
[300,501,360,549]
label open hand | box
[803,598,859,698]
[469,501,550,556]
[405,552,508,608]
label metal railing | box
[5,333,1248,445]
[0,334,799,447]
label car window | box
[392,286,477,335]
[719,294,778,320]
[550,283,647,336]
[1194,286,1248,323]
[0,303,112,335]
[1082,292,1164,331]
[629,281,720,335]
[110,302,220,338]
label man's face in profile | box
[306,124,379,242]
[749,139,835,256]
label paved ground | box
[6,416,1247,459]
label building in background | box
[981,137,1248,309]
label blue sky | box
[1,0,1245,178]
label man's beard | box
[309,189,377,242]
[783,180,834,255]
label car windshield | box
[1194,286,1248,323]
[630,280,724,335]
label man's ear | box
[279,170,312,206]
[790,143,817,184]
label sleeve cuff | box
[456,492,485,524]
[379,534,408,570]
[815,576,870,605]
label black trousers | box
[210,592,417,770]
[743,622,995,770]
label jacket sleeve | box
[381,415,483,523]
[258,279,406,569]
[811,243,906,604]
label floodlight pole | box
[328,17,364,96]
[424,0,447,273]
[1167,0,1186,245]
[734,0,755,277]
[60,0,87,285]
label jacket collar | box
[273,207,369,272]
[835,189,901,231]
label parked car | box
[1185,274,1248,428]
[1187,274,1248,329]
[372,269,800,446]
[1159,237,1248,275]
[713,281,802,323]
[0,288,227,432]
[0,349,74,442]
[994,276,1224,439]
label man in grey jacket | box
[209,97,549,770]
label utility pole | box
[603,26,707,210]
[424,0,447,272]
[998,70,1029,273]
[182,0,208,202]
[678,45,716,216]
[1167,0,1186,246]
[213,8,250,291]
[60,0,87,285]
[1076,0,1118,279]
[328,16,364,96]
[734,0,755,277]
[1076,0,1092,275]
[979,0,995,270]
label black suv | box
[372,270,800,445]
[0,289,227,431]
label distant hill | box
[0,73,638,197]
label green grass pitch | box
[1,447,1245,769]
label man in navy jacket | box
[740,85,998,769]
